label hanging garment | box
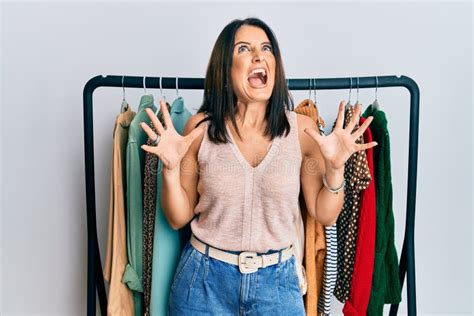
[149,96,192,316]
[190,109,302,253]
[122,94,157,316]
[299,194,326,316]
[317,225,337,316]
[342,116,376,316]
[334,103,371,303]
[294,99,326,316]
[142,101,171,316]
[103,105,135,316]
[362,103,402,315]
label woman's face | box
[230,25,276,105]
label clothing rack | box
[82,74,420,316]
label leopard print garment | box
[333,102,371,303]
[143,103,170,316]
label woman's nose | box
[252,50,265,62]
[253,54,265,62]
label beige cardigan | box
[103,108,135,316]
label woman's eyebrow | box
[234,41,271,46]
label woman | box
[140,17,376,315]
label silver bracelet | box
[322,174,345,194]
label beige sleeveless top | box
[190,110,302,253]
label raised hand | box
[303,100,377,171]
[140,99,206,171]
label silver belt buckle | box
[238,251,259,274]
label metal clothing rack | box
[82,74,420,316]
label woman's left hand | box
[304,100,378,171]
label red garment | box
[343,117,377,316]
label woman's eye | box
[238,45,249,53]
[237,45,272,53]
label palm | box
[316,129,355,169]
[150,128,189,170]
[140,100,205,170]
[304,101,377,170]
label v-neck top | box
[225,121,279,170]
[190,110,303,253]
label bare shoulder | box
[294,112,319,158]
[183,112,208,155]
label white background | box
[1,1,472,315]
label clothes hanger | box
[302,78,316,109]
[345,77,352,110]
[154,77,166,116]
[120,75,129,113]
[355,77,361,105]
[311,78,317,108]
[312,78,326,133]
[355,77,362,119]
[372,76,380,110]
[137,76,156,112]
[143,76,148,95]
[171,76,180,112]
[308,78,313,104]
[310,78,317,109]
[175,77,180,99]
[160,76,166,102]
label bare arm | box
[299,101,376,226]
[140,100,206,230]
[315,166,345,226]
[160,165,191,230]
[161,114,206,229]
[298,113,344,226]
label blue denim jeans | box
[168,238,306,315]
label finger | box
[141,144,159,155]
[356,141,378,152]
[140,121,159,140]
[351,116,373,140]
[346,103,362,132]
[304,127,323,144]
[145,108,165,135]
[335,100,346,130]
[159,99,174,131]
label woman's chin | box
[245,92,272,103]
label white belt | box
[190,234,294,274]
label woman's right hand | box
[140,99,206,171]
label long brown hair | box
[195,17,294,144]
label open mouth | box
[247,68,268,88]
